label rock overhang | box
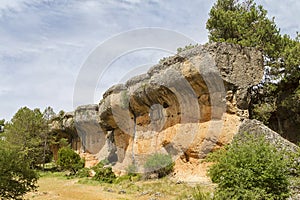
[50,42,265,170]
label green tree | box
[0,119,4,134]
[57,146,84,174]
[41,106,56,169]
[0,119,4,127]
[0,141,38,199]
[208,133,290,199]
[5,107,48,167]
[206,0,300,142]
[206,0,281,58]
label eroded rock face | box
[237,119,299,152]
[50,42,264,172]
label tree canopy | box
[206,0,281,59]
[206,0,300,143]
[4,107,47,167]
[0,141,38,199]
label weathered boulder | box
[49,111,75,134]
[49,112,79,160]
[237,119,299,152]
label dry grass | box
[24,172,214,200]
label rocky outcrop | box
[237,119,299,152]
[50,42,265,172]
[49,112,80,160]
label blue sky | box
[0,0,299,120]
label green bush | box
[208,133,290,200]
[92,160,116,183]
[76,168,90,178]
[144,153,174,178]
[57,147,84,175]
[0,145,38,199]
[205,146,228,162]
[286,146,300,176]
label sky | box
[0,0,299,121]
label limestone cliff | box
[50,42,265,173]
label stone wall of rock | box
[50,42,265,172]
[237,119,299,152]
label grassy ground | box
[24,172,215,200]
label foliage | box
[205,146,228,163]
[206,0,300,140]
[76,168,91,178]
[208,133,290,199]
[286,146,300,177]
[59,138,69,148]
[114,174,141,184]
[177,43,198,53]
[4,107,49,167]
[144,153,174,178]
[0,142,38,199]
[57,146,84,174]
[92,160,116,183]
[252,102,276,124]
[206,0,281,58]
[0,119,4,133]
[43,106,56,121]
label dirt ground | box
[24,175,213,200]
[25,177,128,200]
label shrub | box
[208,133,290,199]
[0,146,38,199]
[76,168,90,178]
[286,146,300,176]
[144,153,174,178]
[57,147,84,175]
[92,160,116,183]
[113,174,141,184]
[126,164,138,175]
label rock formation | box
[237,119,299,152]
[50,42,266,173]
